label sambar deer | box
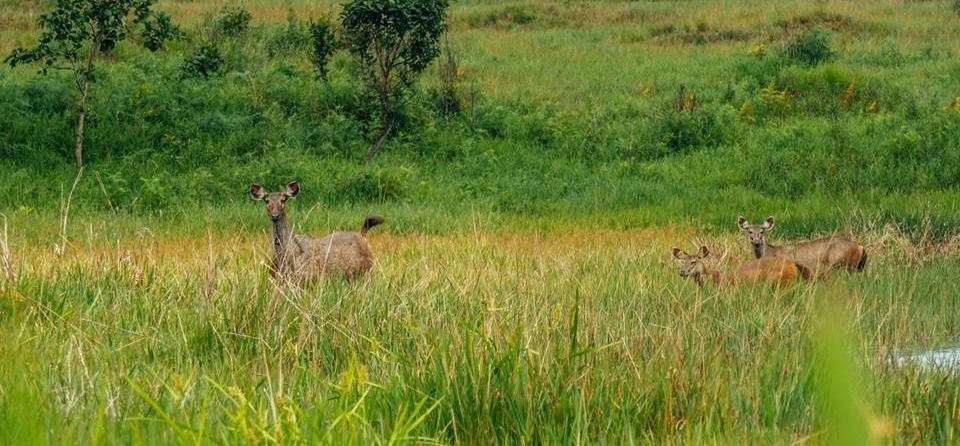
[250,182,384,282]
[672,245,811,288]
[737,216,866,277]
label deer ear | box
[737,216,749,229]
[699,245,710,258]
[762,216,775,230]
[284,181,300,198]
[250,184,265,200]
[672,248,684,260]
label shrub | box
[215,6,252,37]
[473,5,538,27]
[309,19,337,79]
[181,44,223,79]
[646,104,736,159]
[141,12,181,52]
[338,167,408,202]
[433,39,463,117]
[785,26,834,65]
[266,12,311,58]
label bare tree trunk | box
[74,81,89,168]
[364,118,392,162]
[73,37,98,169]
[364,38,396,163]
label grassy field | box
[1,213,960,444]
[3,0,960,443]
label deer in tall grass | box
[737,216,866,278]
[672,245,811,288]
[250,182,384,281]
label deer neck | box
[271,214,294,268]
[696,268,724,287]
[756,240,778,258]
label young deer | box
[737,216,867,277]
[672,245,811,288]
[250,182,384,281]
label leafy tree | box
[5,0,177,167]
[309,19,337,80]
[341,0,449,161]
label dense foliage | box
[341,0,450,160]
[0,0,958,232]
[4,0,176,167]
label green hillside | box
[2,0,960,233]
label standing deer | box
[672,245,811,288]
[250,182,384,281]
[737,216,866,277]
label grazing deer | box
[737,216,867,277]
[250,182,384,281]
[672,245,811,288]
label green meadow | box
[1,0,960,444]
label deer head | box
[250,182,300,222]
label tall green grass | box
[2,1,960,442]
[0,226,958,444]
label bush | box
[653,107,733,156]
[642,93,737,159]
[266,12,311,58]
[181,44,223,79]
[141,12,181,52]
[309,19,337,79]
[433,39,463,117]
[337,167,409,203]
[215,6,252,37]
[785,26,834,65]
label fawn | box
[737,216,866,277]
[672,245,811,288]
[250,182,384,281]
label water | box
[894,347,960,372]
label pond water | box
[894,347,960,372]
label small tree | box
[341,0,449,162]
[4,0,177,167]
[309,19,337,80]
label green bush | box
[141,12,181,52]
[265,13,311,58]
[337,167,409,203]
[181,44,223,79]
[309,19,337,79]
[215,6,252,37]
[785,26,834,65]
[465,5,539,28]
[646,104,736,158]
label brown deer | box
[250,182,384,281]
[737,216,866,277]
[672,245,811,288]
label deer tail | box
[360,215,385,235]
[856,248,867,272]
